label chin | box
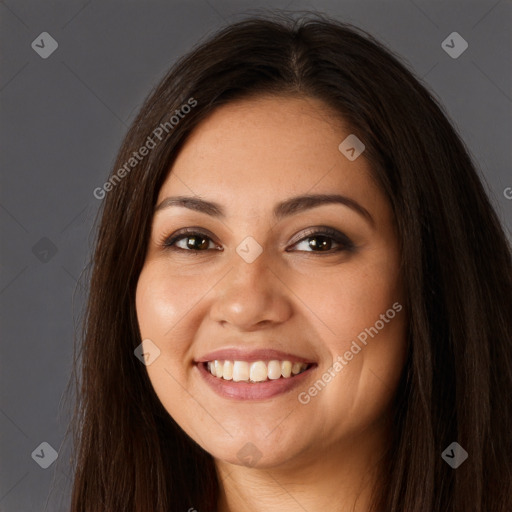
[196,427,311,469]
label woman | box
[69,13,512,512]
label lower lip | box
[196,362,316,400]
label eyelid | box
[158,226,222,249]
[286,226,354,251]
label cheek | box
[292,248,406,420]
[289,250,403,348]
[135,265,202,425]
[136,262,207,343]
[135,265,195,382]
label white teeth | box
[232,361,249,382]
[223,360,233,380]
[206,359,309,382]
[267,360,281,380]
[291,362,303,375]
[214,360,224,379]
[281,360,292,378]
[250,361,267,382]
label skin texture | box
[136,95,408,511]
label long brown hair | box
[67,13,512,511]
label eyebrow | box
[154,194,374,226]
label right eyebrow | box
[154,196,225,217]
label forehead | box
[158,95,380,211]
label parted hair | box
[67,13,512,512]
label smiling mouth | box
[204,360,312,383]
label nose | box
[208,249,293,332]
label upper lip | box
[195,348,316,364]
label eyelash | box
[159,226,354,254]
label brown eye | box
[185,235,209,250]
[289,227,354,254]
[163,230,220,252]
[307,236,334,251]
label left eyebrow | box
[154,193,374,227]
[273,194,374,227]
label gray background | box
[1,0,511,510]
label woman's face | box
[136,95,407,469]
